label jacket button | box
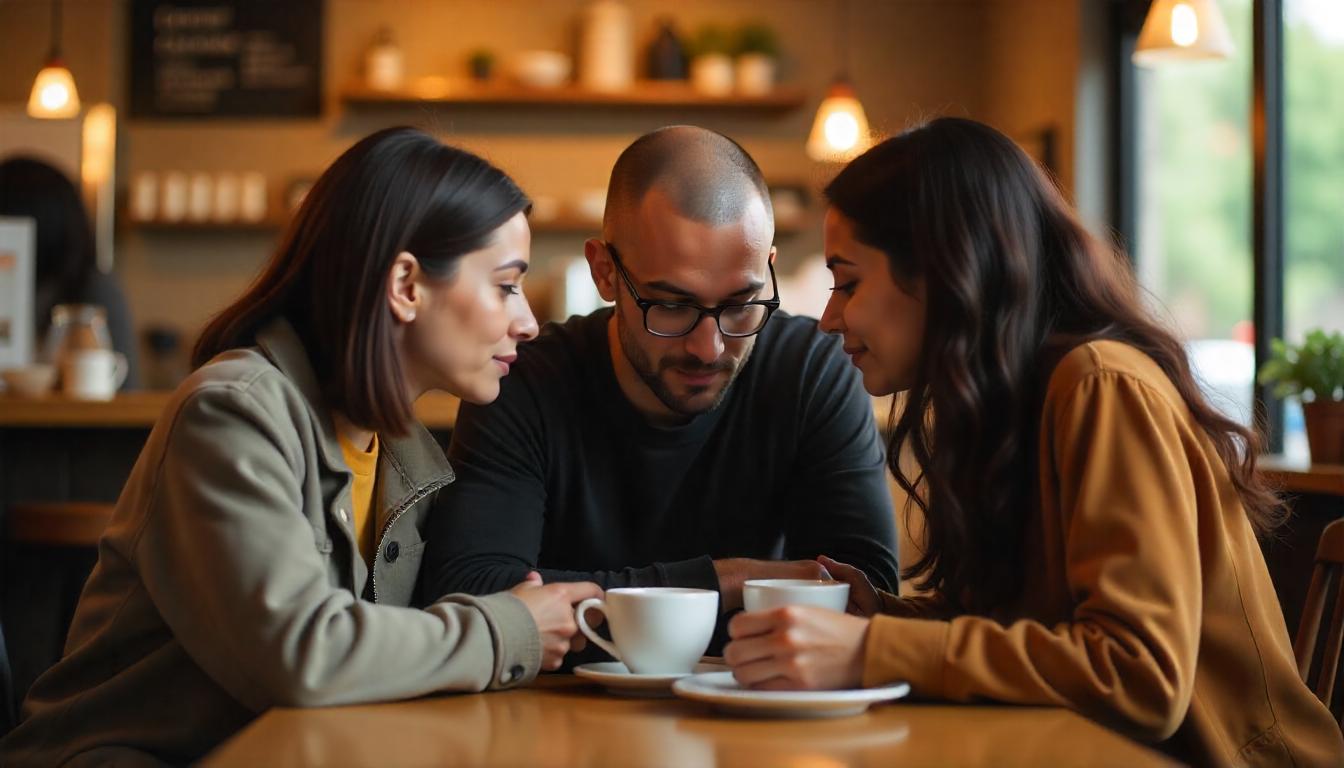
[384,541,400,563]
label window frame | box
[1110,0,1286,451]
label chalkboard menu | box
[129,0,324,118]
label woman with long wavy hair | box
[721,117,1342,766]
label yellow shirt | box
[863,341,1343,767]
[337,430,379,568]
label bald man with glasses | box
[421,127,898,652]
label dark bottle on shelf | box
[143,326,188,390]
[647,17,688,80]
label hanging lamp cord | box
[49,0,63,60]
[835,0,850,82]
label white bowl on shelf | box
[510,51,571,89]
[2,364,57,398]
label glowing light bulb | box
[1171,3,1200,47]
[824,112,860,151]
[40,82,70,110]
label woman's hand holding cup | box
[816,556,882,617]
[510,572,603,670]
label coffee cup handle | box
[574,597,622,663]
[112,352,129,391]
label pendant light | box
[27,0,81,119]
[807,0,872,162]
[1132,0,1235,66]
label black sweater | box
[421,308,900,606]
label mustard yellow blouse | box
[863,341,1343,767]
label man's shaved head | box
[603,126,773,240]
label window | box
[1131,0,1256,426]
[1283,0,1344,457]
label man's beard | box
[617,312,753,418]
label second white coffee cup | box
[62,348,128,401]
[742,579,850,613]
[575,587,718,675]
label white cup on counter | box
[574,587,718,675]
[62,348,128,401]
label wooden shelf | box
[124,217,288,233]
[531,214,805,236]
[125,213,806,237]
[341,81,808,112]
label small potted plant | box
[689,25,734,96]
[734,23,779,96]
[468,49,496,82]
[1258,328,1344,464]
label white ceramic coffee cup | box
[575,587,718,675]
[62,348,128,401]
[742,579,850,613]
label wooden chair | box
[1,619,13,737]
[3,502,114,710]
[1294,517,1344,725]
[5,502,115,548]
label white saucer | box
[574,661,727,697]
[672,671,910,718]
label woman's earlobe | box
[387,251,422,323]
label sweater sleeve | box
[862,369,1203,743]
[781,333,901,592]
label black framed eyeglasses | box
[605,243,780,338]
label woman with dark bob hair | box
[1,127,600,766]
[722,118,1343,766]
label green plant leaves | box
[1257,328,1344,401]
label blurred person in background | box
[0,156,139,388]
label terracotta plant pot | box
[1303,399,1344,465]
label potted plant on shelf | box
[468,49,496,82]
[689,25,734,96]
[734,23,779,96]
[1258,328,1344,464]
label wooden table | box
[1260,454,1344,498]
[0,391,462,429]
[203,675,1175,767]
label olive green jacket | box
[0,319,541,767]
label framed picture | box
[0,216,36,367]
[1015,125,1059,177]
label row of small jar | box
[129,171,270,224]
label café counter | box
[0,390,461,429]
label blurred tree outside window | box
[1134,0,1255,428]
[1280,0,1343,460]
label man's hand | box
[817,555,882,617]
[712,558,832,612]
[723,605,870,690]
[510,572,603,670]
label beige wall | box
[980,0,1081,199]
[0,0,1089,344]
